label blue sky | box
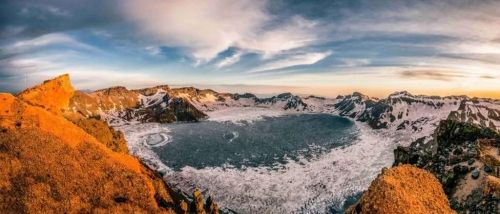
[1,0,499,98]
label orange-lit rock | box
[0,93,177,213]
[484,176,500,197]
[17,74,74,115]
[347,165,456,214]
[64,113,129,153]
[1,74,222,213]
[70,87,140,117]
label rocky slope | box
[69,85,317,126]
[0,74,219,214]
[70,85,207,126]
[394,120,499,213]
[70,85,500,146]
[449,98,500,130]
[332,91,500,145]
[346,165,456,214]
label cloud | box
[238,16,319,57]
[335,1,500,42]
[399,69,466,81]
[122,0,319,62]
[248,51,331,73]
[441,41,500,54]
[6,33,97,53]
[216,52,243,68]
[340,58,371,67]
[480,75,496,79]
[0,0,122,39]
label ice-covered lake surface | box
[120,112,396,214]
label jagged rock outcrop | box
[17,74,74,115]
[394,120,500,213]
[70,85,207,125]
[449,98,500,130]
[0,74,220,213]
[334,91,463,132]
[255,92,308,110]
[346,165,455,214]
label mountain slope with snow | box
[69,85,500,138]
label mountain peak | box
[388,91,413,98]
[277,92,293,99]
[350,92,372,100]
[17,73,74,114]
[94,86,131,95]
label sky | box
[1,0,500,98]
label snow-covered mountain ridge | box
[69,86,500,137]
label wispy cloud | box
[216,52,243,68]
[480,75,496,79]
[7,33,97,53]
[399,69,465,81]
[335,1,500,42]
[248,51,331,73]
[339,58,371,67]
[122,0,319,62]
[238,16,319,58]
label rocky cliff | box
[0,74,218,214]
[394,120,500,213]
[70,85,207,126]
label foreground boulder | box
[347,165,455,214]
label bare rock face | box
[17,74,74,115]
[346,165,456,214]
[70,87,141,118]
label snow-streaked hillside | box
[69,86,500,140]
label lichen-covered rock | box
[346,165,455,214]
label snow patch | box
[206,107,292,124]
[118,123,174,175]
